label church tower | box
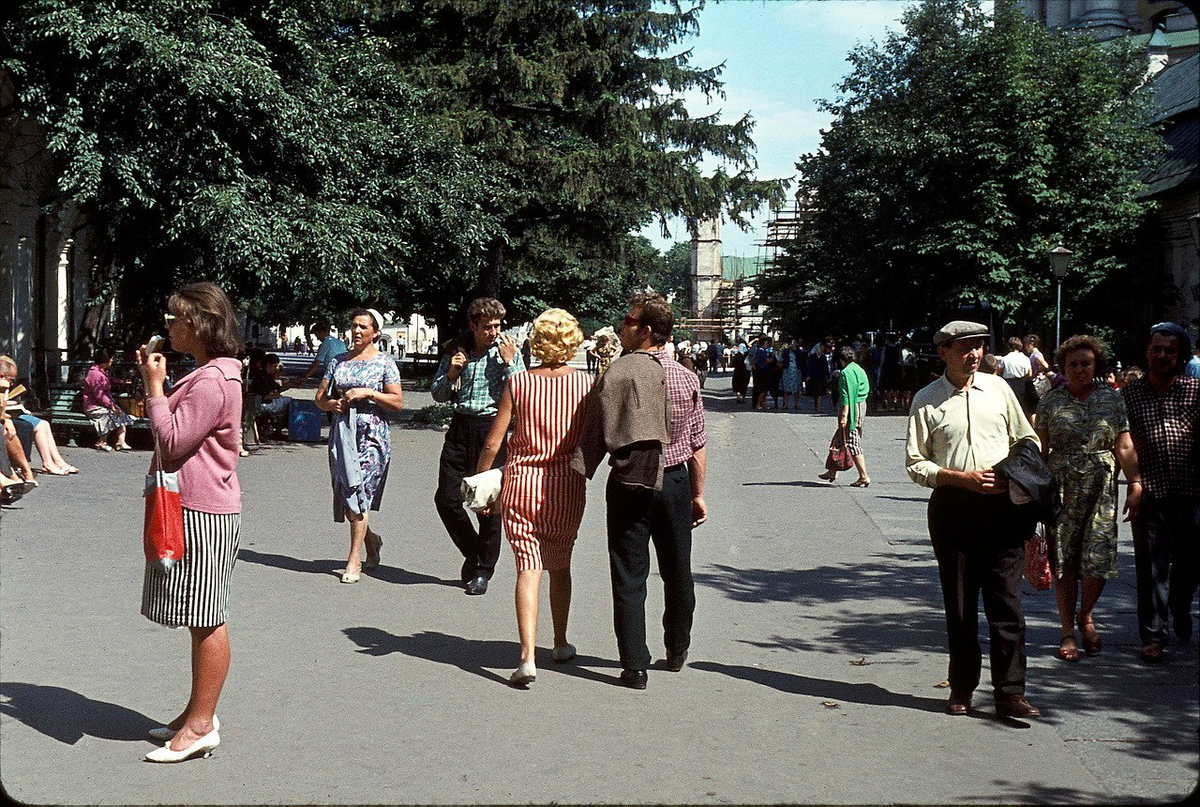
[689,218,722,342]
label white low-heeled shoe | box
[552,643,577,664]
[509,661,536,687]
[144,728,220,763]
[148,715,219,742]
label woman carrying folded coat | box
[315,308,403,584]
[137,282,244,763]
[1034,334,1141,663]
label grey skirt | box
[86,405,137,437]
[142,509,241,628]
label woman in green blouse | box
[819,346,871,487]
[1035,335,1142,662]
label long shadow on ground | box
[0,682,157,744]
[238,548,454,586]
[692,661,944,714]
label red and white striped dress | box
[501,369,594,571]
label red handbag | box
[1024,525,1052,591]
[826,428,854,472]
[143,435,184,574]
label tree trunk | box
[477,239,503,300]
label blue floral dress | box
[324,351,401,522]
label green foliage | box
[5,0,781,345]
[361,0,784,327]
[407,402,454,427]
[4,0,497,337]
[757,0,1163,340]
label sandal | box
[1139,642,1164,664]
[850,478,871,488]
[817,471,837,482]
[1078,620,1102,655]
[1057,635,1081,663]
[38,467,71,476]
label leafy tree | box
[3,0,497,350]
[359,0,784,331]
[757,0,1163,342]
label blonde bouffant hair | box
[530,308,584,365]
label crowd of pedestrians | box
[4,279,1196,764]
[906,319,1198,720]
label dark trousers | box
[434,414,506,578]
[927,487,1036,699]
[606,466,696,671]
[1131,495,1200,645]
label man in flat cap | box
[906,320,1042,720]
[1122,322,1199,663]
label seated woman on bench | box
[0,355,79,474]
[82,346,137,452]
[250,353,296,438]
[2,375,39,501]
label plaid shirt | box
[649,347,708,467]
[431,342,525,417]
[1122,375,1200,498]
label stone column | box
[689,218,722,342]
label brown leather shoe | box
[996,694,1041,719]
[946,690,972,715]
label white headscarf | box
[364,308,386,338]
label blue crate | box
[288,399,324,442]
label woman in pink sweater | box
[137,282,243,764]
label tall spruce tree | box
[361,0,783,328]
[756,0,1163,342]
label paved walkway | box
[1,372,1196,804]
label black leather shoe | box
[464,575,489,596]
[995,694,1041,720]
[619,669,647,690]
[946,690,972,715]
[665,651,688,672]
[1174,612,1193,643]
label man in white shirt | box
[999,336,1034,416]
[906,321,1042,721]
[1000,337,1031,379]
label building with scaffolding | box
[681,217,772,344]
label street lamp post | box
[1189,212,1200,333]
[1048,244,1073,348]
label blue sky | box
[642,0,918,258]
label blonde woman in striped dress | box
[477,309,593,687]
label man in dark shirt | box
[1122,323,1200,663]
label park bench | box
[45,386,151,445]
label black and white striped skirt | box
[141,509,241,628]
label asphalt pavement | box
[1,368,1196,804]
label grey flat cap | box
[933,320,990,347]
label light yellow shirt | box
[905,371,1038,488]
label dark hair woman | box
[314,307,404,583]
[137,282,244,762]
[1035,335,1141,663]
[818,346,871,487]
[83,346,137,451]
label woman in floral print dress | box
[316,309,404,583]
[1035,335,1141,662]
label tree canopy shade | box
[755,0,1163,343]
[4,0,782,349]
[361,0,785,328]
[3,0,498,345]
